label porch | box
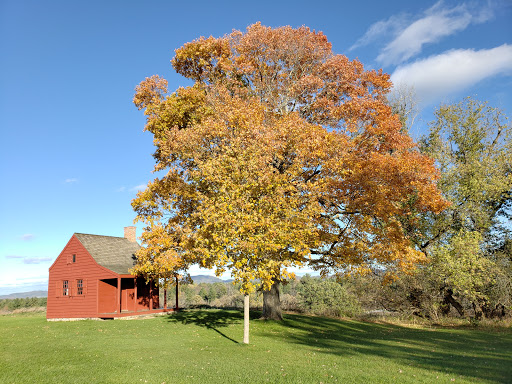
[98,276,178,318]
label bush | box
[188,294,206,306]
[298,275,361,317]
[211,294,244,309]
[280,293,298,311]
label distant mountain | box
[0,290,48,299]
[190,275,233,284]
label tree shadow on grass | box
[167,309,250,344]
[269,313,512,383]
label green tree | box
[180,284,195,306]
[213,282,227,298]
[198,286,208,302]
[207,285,217,303]
[401,97,512,318]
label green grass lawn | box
[1,310,511,384]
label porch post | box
[134,277,137,313]
[149,279,153,310]
[163,284,167,310]
[116,277,121,314]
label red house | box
[47,227,170,320]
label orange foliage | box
[131,23,448,291]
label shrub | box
[298,275,361,317]
[280,293,298,311]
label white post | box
[243,294,250,344]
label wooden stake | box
[175,274,179,310]
[243,294,249,344]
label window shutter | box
[55,281,60,297]
[83,279,87,295]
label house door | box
[121,278,135,312]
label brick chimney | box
[124,226,137,242]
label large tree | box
[418,97,512,317]
[386,97,512,319]
[131,23,447,337]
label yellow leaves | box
[172,36,232,83]
[131,23,450,291]
[133,75,168,110]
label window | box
[72,254,76,263]
[63,280,69,296]
[77,279,83,295]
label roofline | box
[73,232,141,275]
[50,233,119,275]
[74,232,139,243]
[50,233,141,275]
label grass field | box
[1,310,511,383]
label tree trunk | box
[261,279,283,321]
[243,294,249,344]
[472,302,483,320]
[442,288,464,317]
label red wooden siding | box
[98,279,117,314]
[47,233,169,320]
[47,235,116,319]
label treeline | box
[0,297,47,312]
[170,268,511,322]
[166,277,354,315]
[166,276,366,318]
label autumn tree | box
[131,23,447,339]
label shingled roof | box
[74,233,140,274]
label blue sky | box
[1,0,511,295]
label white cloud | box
[377,7,472,65]
[0,262,50,294]
[117,184,147,192]
[4,255,53,264]
[64,178,78,183]
[349,15,407,51]
[0,272,48,289]
[351,1,496,65]
[20,234,34,241]
[23,257,53,265]
[130,184,147,192]
[390,44,512,104]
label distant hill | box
[190,275,233,284]
[0,290,48,299]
